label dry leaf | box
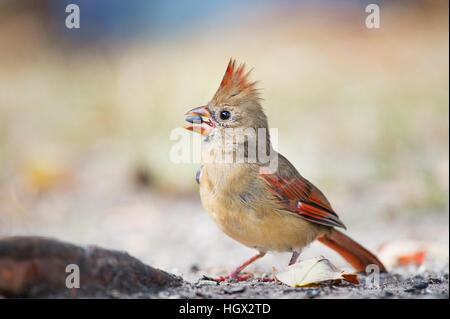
[275,257,359,287]
[378,240,449,268]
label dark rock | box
[428,278,442,284]
[200,275,218,282]
[195,291,210,298]
[413,282,429,290]
[404,281,429,293]
[197,280,219,287]
[225,286,246,294]
[403,288,415,293]
[0,236,182,298]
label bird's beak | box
[184,106,215,136]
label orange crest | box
[213,59,258,102]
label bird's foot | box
[215,274,276,282]
[216,273,253,282]
[259,277,276,282]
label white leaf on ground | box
[275,256,359,287]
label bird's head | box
[185,59,268,137]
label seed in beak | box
[185,115,203,124]
[184,106,215,136]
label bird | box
[184,59,386,280]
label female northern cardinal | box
[184,59,386,280]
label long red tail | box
[318,229,387,273]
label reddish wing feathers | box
[297,201,346,229]
[261,159,385,272]
[261,171,346,229]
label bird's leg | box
[217,252,266,281]
[288,251,299,265]
[255,251,301,283]
[230,252,266,278]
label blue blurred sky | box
[49,0,387,45]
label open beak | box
[184,106,215,136]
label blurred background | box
[0,0,448,279]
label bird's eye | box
[220,110,231,120]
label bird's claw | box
[259,277,276,282]
[214,274,276,282]
[215,273,253,282]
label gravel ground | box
[1,161,448,299]
[160,265,449,299]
